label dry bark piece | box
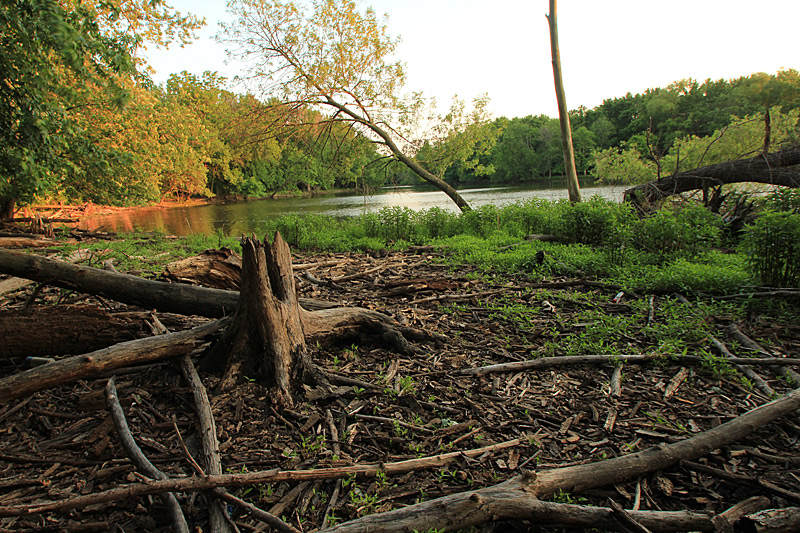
[738,507,800,533]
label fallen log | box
[0,306,151,359]
[0,247,239,317]
[0,319,229,402]
[623,145,800,204]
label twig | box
[681,460,800,504]
[105,377,189,533]
[459,353,800,377]
[727,323,800,387]
[608,499,653,533]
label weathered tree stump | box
[205,234,326,405]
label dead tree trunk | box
[624,145,800,206]
[205,234,325,405]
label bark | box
[0,247,240,318]
[326,386,800,532]
[177,355,231,533]
[624,146,800,205]
[739,508,800,532]
[0,319,229,403]
[546,0,582,203]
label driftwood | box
[325,386,800,532]
[624,145,800,204]
[3,387,799,530]
[163,247,242,291]
[0,319,229,402]
[177,354,231,533]
[738,507,800,532]
[459,353,800,377]
[0,438,522,516]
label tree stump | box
[206,234,323,406]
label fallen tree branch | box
[727,323,800,387]
[177,355,231,533]
[323,386,800,532]
[0,438,521,517]
[0,318,229,402]
[681,460,800,504]
[105,377,189,533]
[460,353,800,377]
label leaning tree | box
[221,0,492,211]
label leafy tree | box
[0,0,134,219]
[223,0,479,210]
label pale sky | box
[144,1,800,119]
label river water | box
[80,180,625,236]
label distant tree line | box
[435,70,800,186]
[3,0,799,219]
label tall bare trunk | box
[547,0,582,203]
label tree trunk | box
[0,197,15,221]
[624,145,800,205]
[205,234,322,405]
[546,0,582,203]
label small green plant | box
[397,375,417,394]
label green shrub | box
[557,197,632,247]
[631,204,721,263]
[376,206,416,242]
[743,211,800,287]
[416,207,458,239]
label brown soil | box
[1,246,799,532]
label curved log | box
[624,146,800,204]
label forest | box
[3,0,800,218]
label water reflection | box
[80,182,625,236]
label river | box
[79,180,626,236]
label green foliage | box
[758,187,800,213]
[0,0,134,213]
[631,204,722,263]
[557,197,633,246]
[743,211,800,287]
[592,142,657,184]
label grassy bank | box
[62,192,800,295]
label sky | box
[144,0,800,119]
